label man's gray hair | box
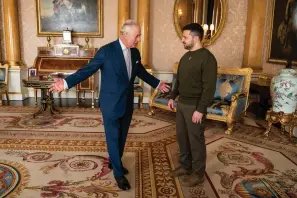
[120,19,140,34]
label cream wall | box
[18,0,118,67]
[3,0,279,75]
[150,0,248,71]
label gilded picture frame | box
[36,0,103,37]
[28,68,37,77]
[267,0,297,65]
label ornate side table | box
[264,109,296,141]
[22,79,61,118]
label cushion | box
[154,97,171,105]
[214,74,244,102]
[0,83,6,88]
[0,68,6,82]
[152,75,177,106]
[154,93,178,107]
[207,99,231,116]
[134,77,140,85]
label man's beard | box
[183,41,194,50]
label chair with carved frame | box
[0,64,9,106]
[149,63,253,135]
[206,67,253,134]
[134,76,144,108]
[148,62,179,115]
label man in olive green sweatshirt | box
[168,23,217,187]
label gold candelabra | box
[202,24,215,45]
[47,36,51,48]
[85,37,90,49]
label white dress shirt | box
[119,38,132,79]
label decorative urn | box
[270,68,297,113]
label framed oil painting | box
[36,0,103,37]
[267,0,297,65]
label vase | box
[270,68,297,113]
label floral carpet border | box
[0,142,155,198]
[0,135,177,150]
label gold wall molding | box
[243,0,267,71]
[2,0,24,67]
[137,0,150,69]
[118,0,130,36]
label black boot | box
[114,176,131,190]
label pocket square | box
[136,60,139,64]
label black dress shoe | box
[115,176,131,190]
[108,162,129,175]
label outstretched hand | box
[158,81,170,93]
[49,78,64,93]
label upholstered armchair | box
[149,64,253,135]
[206,68,253,134]
[0,64,9,106]
[134,76,144,108]
[148,63,178,115]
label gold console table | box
[23,79,61,118]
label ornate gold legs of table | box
[33,88,61,118]
[22,80,61,118]
[264,109,296,141]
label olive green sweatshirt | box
[170,48,217,114]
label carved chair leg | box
[5,91,9,105]
[148,106,155,116]
[137,96,140,109]
[91,91,94,108]
[281,125,285,134]
[263,121,273,138]
[289,124,295,141]
[225,120,234,135]
[76,89,79,106]
[82,90,85,100]
[34,88,38,105]
[96,86,99,100]
[139,94,143,109]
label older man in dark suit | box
[49,20,169,191]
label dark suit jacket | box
[65,39,160,118]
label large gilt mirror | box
[174,0,227,46]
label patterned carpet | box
[0,106,174,141]
[0,106,296,197]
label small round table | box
[22,79,61,118]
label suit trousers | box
[176,102,206,177]
[101,107,133,177]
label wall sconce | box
[203,23,215,41]
[178,9,183,18]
